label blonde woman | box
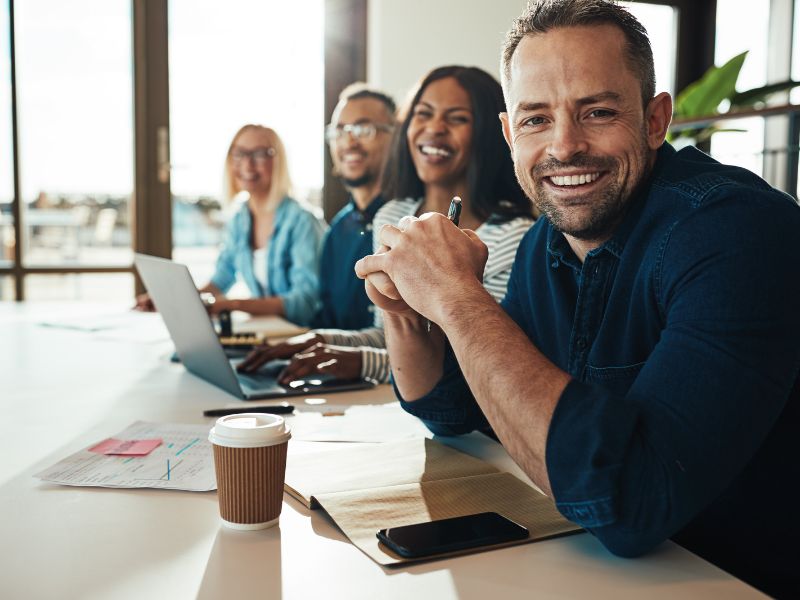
[136,125,323,325]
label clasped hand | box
[354,212,488,324]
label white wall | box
[367,0,529,106]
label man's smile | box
[540,170,609,194]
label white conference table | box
[0,302,765,599]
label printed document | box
[34,421,216,492]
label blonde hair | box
[223,124,292,205]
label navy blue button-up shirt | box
[400,144,800,597]
[312,194,385,330]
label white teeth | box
[550,172,600,186]
[420,145,453,157]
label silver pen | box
[447,196,462,225]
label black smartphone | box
[376,512,529,558]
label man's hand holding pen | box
[354,210,489,326]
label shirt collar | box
[349,193,387,224]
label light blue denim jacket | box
[210,196,324,326]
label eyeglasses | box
[231,147,276,165]
[325,122,393,143]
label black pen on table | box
[203,405,295,417]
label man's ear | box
[499,112,514,157]
[645,92,673,150]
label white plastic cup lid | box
[208,413,291,448]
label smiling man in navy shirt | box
[314,83,395,330]
[355,1,800,597]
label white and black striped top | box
[317,197,534,382]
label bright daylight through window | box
[169,0,324,288]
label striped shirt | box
[317,197,534,382]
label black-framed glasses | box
[231,147,276,164]
[325,122,393,143]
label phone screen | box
[376,512,529,558]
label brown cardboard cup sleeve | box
[208,413,291,530]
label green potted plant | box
[670,51,800,146]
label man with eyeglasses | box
[238,83,395,377]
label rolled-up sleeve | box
[396,341,489,436]
[546,194,800,556]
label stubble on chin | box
[520,140,649,241]
[532,176,626,241]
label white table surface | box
[0,302,765,599]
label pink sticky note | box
[89,438,163,456]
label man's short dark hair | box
[337,83,397,120]
[502,0,655,106]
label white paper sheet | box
[38,310,170,343]
[287,403,430,443]
[34,421,216,492]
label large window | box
[2,0,135,301]
[168,0,324,287]
[1,0,326,300]
[15,0,134,270]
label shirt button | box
[551,260,559,269]
[576,337,587,350]
[366,223,373,231]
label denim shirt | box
[210,196,324,326]
[399,144,800,597]
[311,194,386,329]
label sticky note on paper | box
[89,438,163,456]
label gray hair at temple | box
[501,0,656,106]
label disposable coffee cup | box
[208,413,291,530]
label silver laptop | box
[134,253,376,400]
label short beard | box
[524,135,648,241]
[341,172,375,189]
[533,157,623,241]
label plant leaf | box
[675,51,748,118]
[730,80,800,108]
